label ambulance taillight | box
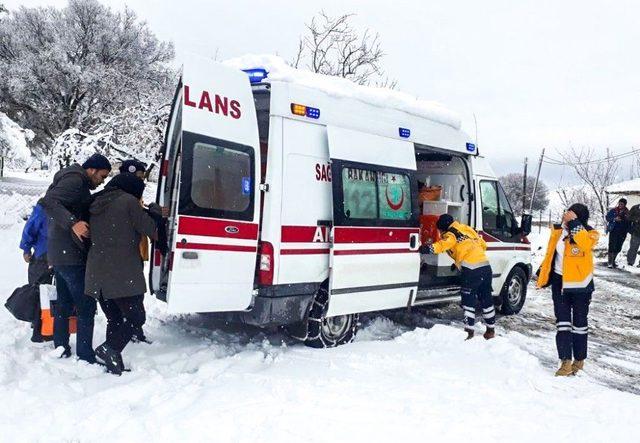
[259,241,274,285]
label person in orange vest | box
[536,204,599,376]
[421,214,495,340]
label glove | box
[147,202,163,218]
[450,263,457,272]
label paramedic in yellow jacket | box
[421,214,495,340]
[537,203,599,376]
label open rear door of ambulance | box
[165,55,261,314]
[326,126,421,317]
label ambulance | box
[150,54,532,348]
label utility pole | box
[522,157,528,214]
[529,148,546,214]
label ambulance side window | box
[480,181,499,235]
[337,164,416,226]
[377,172,412,220]
[481,180,517,241]
[342,167,378,219]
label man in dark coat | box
[605,198,630,268]
[626,203,640,266]
[85,173,159,375]
[38,154,112,362]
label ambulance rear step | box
[413,285,460,306]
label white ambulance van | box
[150,54,532,348]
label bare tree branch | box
[291,10,396,88]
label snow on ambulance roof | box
[223,54,462,130]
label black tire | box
[499,267,527,315]
[304,284,359,348]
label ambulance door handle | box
[409,233,420,251]
[182,251,198,260]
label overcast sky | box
[6,0,640,184]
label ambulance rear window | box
[191,142,251,212]
[178,131,255,221]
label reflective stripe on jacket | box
[430,221,488,269]
[536,220,599,293]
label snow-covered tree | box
[0,0,175,164]
[0,112,33,173]
[500,173,549,214]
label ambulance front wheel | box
[304,284,359,348]
[499,267,527,315]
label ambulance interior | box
[415,149,471,290]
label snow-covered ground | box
[0,172,639,442]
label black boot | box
[95,344,124,376]
[607,253,614,268]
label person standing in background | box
[626,203,640,266]
[605,198,629,268]
[19,203,51,342]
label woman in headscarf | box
[85,173,161,375]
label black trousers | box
[98,295,145,353]
[608,229,627,254]
[551,272,591,361]
[460,265,495,330]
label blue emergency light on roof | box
[466,142,476,152]
[242,68,268,84]
[399,127,411,138]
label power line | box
[542,148,639,167]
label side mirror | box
[520,213,533,236]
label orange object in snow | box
[420,214,440,245]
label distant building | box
[606,179,640,207]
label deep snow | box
[0,173,639,442]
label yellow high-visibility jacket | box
[429,221,489,269]
[536,220,599,292]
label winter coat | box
[628,204,640,237]
[20,204,48,259]
[38,164,93,266]
[537,220,599,293]
[605,207,630,234]
[85,187,156,300]
[425,221,489,269]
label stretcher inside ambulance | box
[150,54,531,348]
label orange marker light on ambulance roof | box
[291,103,306,116]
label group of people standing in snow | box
[20,154,167,375]
[605,198,640,268]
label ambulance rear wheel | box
[499,267,527,315]
[304,284,358,348]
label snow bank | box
[223,54,462,130]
